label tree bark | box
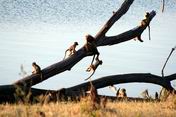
[14,0,156,87]
[65,73,176,97]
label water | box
[0,0,176,97]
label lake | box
[0,0,176,97]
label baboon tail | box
[148,25,151,40]
[63,50,67,60]
[91,55,95,65]
[40,72,43,81]
[85,71,95,81]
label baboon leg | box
[91,55,95,65]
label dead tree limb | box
[14,51,87,87]
[162,0,165,13]
[1,73,175,103]
[65,73,176,97]
[0,84,157,103]
[95,0,134,40]
[162,46,176,77]
[97,11,156,46]
[14,0,156,87]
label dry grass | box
[0,102,175,117]
[0,97,176,117]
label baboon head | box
[74,42,78,46]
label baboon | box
[57,88,66,101]
[37,91,58,104]
[32,62,41,74]
[116,88,120,97]
[85,58,103,80]
[140,12,150,27]
[32,62,43,81]
[141,12,151,41]
[109,85,118,93]
[63,42,78,59]
[43,92,52,104]
[86,80,100,109]
[155,92,159,100]
[118,88,127,98]
[84,34,100,65]
[109,85,127,98]
[141,89,150,99]
[135,12,151,42]
[86,80,106,109]
[101,96,107,108]
[159,87,170,101]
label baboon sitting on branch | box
[84,34,100,65]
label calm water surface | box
[0,0,176,97]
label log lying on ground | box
[65,73,176,98]
[1,73,176,103]
[0,84,159,103]
[0,85,55,103]
[14,0,156,87]
[0,85,64,103]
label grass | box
[0,99,176,117]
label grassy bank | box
[0,100,176,117]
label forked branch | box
[14,0,156,87]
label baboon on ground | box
[141,89,150,99]
[117,88,127,98]
[86,80,100,109]
[109,85,127,98]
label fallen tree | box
[1,73,175,103]
[65,73,176,98]
[14,0,156,87]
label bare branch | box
[14,49,87,87]
[162,0,165,13]
[161,46,176,77]
[95,0,134,40]
[97,11,156,46]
